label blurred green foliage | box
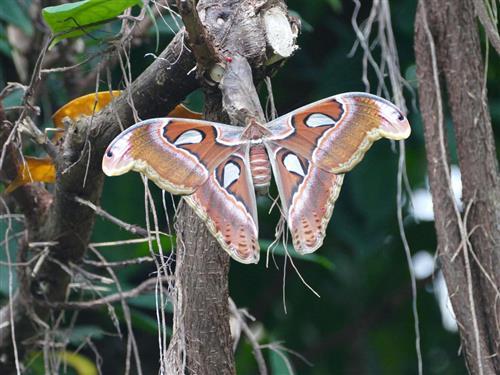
[1,0,499,374]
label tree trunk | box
[414,0,500,373]
[167,100,236,374]
[165,1,297,372]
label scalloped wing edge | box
[183,194,260,264]
[290,173,344,254]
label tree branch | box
[0,30,198,373]
[74,196,149,237]
[45,276,170,310]
[414,0,500,373]
[176,0,220,74]
[471,0,500,56]
[229,298,268,375]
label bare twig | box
[83,256,154,268]
[142,176,170,373]
[176,0,220,73]
[472,0,500,55]
[89,238,160,248]
[45,276,170,310]
[74,196,149,237]
[87,247,146,375]
[229,298,268,375]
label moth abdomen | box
[249,144,272,195]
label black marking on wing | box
[329,98,345,121]
[275,147,310,208]
[215,156,253,215]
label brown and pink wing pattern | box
[266,143,344,253]
[184,146,259,263]
[102,118,244,194]
[267,92,411,174]
[266,92,410,254]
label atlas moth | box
[102,92,410,264]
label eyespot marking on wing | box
[304,113,336,128]
[283,152,306,177]
[385,107,405,122]
[172,129,205,146]
[223,161,241,188]
[372,98,411,139]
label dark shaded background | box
[1,0,499,373]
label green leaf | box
[326,0,342,12]
[133,234,174,257]
[288,10,313,33]
[0,39,11,58]
[42,0,141,45]
[269,348,294,374]
[61,351,99,375]
[115,306,172,336]
[0,220,21,297]
[128,292,173,312]
[1,88,23,108]
[0,0,33,36]
[148,12,180,36]
[68,325,104,345]
[259,239,335,271]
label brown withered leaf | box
[168,103,202,119]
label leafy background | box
[1,0,499,374]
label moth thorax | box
[249,144,271,195]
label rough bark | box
[171,168,236,374]
[414,0,500,373]
[166,0,297,373]
[0,31,198,374]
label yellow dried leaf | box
[51,91,121,143]
[6,157,56,193]
[60,351,98,375]
[54,91,201,128]
[51,91,202,142]
[52,90,122,128]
